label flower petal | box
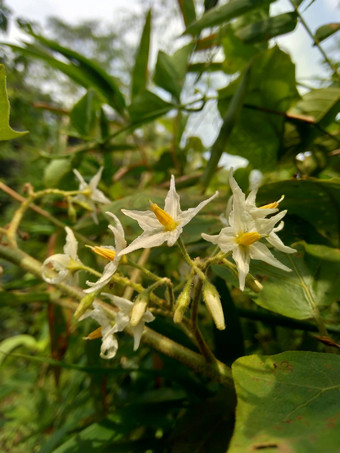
[41,254,70,284]
[119,230,167,255]
[121,208,159,230]
[131,322,144,350]
[250,242,291,272]
[164,174,181,219]
[64,227,78,259]
[84,260,119,293]
[100,328,119,359]
[266,232,296,254]
[232,246,250,291]
[73,169,86,188]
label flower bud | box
[202,280,225,330]
[74,293,96,319]
[245,274,263,293]
[173,279,192,324]
[130,294,148,327]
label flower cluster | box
[41,170,295,359]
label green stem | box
[177,237,206,280]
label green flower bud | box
[74,293,96,319]
[202,280,225,330]
[130,294,149,327]
[245,274,263,293]
[173,279,192,324]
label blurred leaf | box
[131,10,151,99]
[201,62,251,187]
[235,12,298,43]
[222,26,259,74]
[44,158,72,187]
[218,46,300,170]
[0,335,45,364]
[288,87,340,125]
[314,23,340,44]
[229,351,340,452]
[177,0,196,28]
[154,44,193,100]
[184,0,275,35]
[53,420,121,453]
[0,64,28,140]
[70,89,101,137]
[128,90,174,124]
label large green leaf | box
[235,12,298,43]
[128,90,174,124]
[218,47,300,170]
[0,64,27,140]
[131,10,151,100]
[154,44,193,101]
[229,351,340,452]
[70,89,101,137]
[257,177,340,243]
[177,0,197,29]
[251,242,340,320]
[184,0,275,35]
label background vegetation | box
[0,0,340,451]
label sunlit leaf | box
[177,0,196,29]
[184,0,275,35]
[44,158,72,188]
[131,10,152,99]
[0,64,27,140]
[229,351,340,452]
[314,23,340,44]
[70,89,101,137]
[128,90,174,124]
[235,12,298,43]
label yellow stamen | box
[86,326,102,340]
[260,195,285,210]
[236,232,262,246]
[86,245,116,261]
[149,201,178,231]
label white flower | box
[73,167,110,224]
[79,302,118,359]
[202,171,296,291]
[84,213,126,294]
[119,175,218,255]
[42,227,82,284]
[103,293,155,351]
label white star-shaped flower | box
[79,302,118,359]
[202,171,296,291]
[73,167,110,224]
[102,293,155,351]
[119,175,218,255]
[42,227,82,285]
[84,213,126,294]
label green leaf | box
[257,177,340,243]
[201,62,251,187]
[44,158,72,187]
[230,351,340,452]
[222,26,260,74]
[0,335,45,365]
[218,46,300,171]
[251,242,340,320]
[53,420,121,453]
[0,64,28,140]
[288,87,340,125]
[70,89,101,137]
[154,44,193,101]
[128,90,174,124]
[131,10,152,99]
[314,23,340,44]
[31,33,126,114]
[177,0,197,29]
[235,12,298,43]
[184,0,275,35]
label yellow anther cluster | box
[149,201,178,231]
[235,232,262,246]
